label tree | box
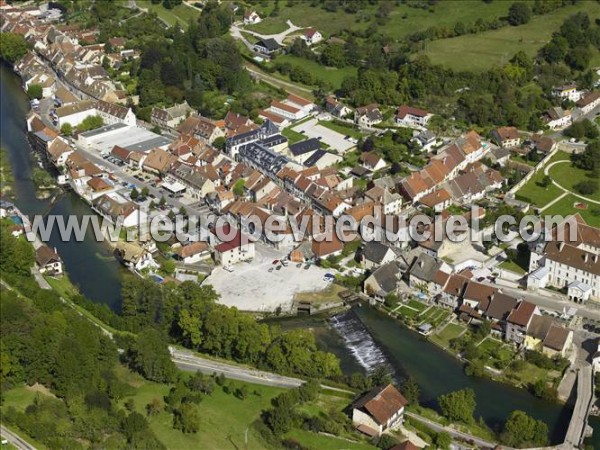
[438,388,476,424]
[376,434,399,449]
[232,179,245,197]
[574,180,598,196]
[539,175,552,188]
[401,377,420,405]
[60,123,73,136]
[212,136,225,151]
[573,142,600,172]
[435,432,452,450]
[159,196,166,206]
[121,411,149,441]
[130,188,139,200]
[508,2,532,26]
[0,32,28,63]
[27,84,43,100]
[173,403,200,433]
[146,398,163,416]
[501,410,549,448]
[128,328,177,383]
[78,115,104,132]
[141,186,149,198]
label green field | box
[244,1,511,41]
[272,54,357,89]
[285,429,376,450]
[429,322,466,348]
[318,120,364,139]
[281,125,306,144]
[547,161,600,203]
[515,152,570,207]
[138,0,201,29]
[117,368,286,450]
[543,194,600,227]
[422,2,600,70]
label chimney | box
[558,242,565,252]
[594,254,599,263]
[584,253,588,263]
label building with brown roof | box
[177,115,225,143]
[485,293,519,322]
[173,241,210,264]
[525,315,573,357]
[395,105,432,128]
[351,384,408,436]
[35,244,63,275]
[491,126,520,148]
[142,148,176,175]
[506,300,539,344]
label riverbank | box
[378,297,571,398]
[1,63,125,309]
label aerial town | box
[0,1,599,450]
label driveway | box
[235,19,303,45]
[292,118,356,153]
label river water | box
[269,306,600,445]
[0,64,124,309]
[4,62,599,447]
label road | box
[0,425,36,450]
[543,160,600,205]
[171,347,305,388]
[405,412,496,449]
[563,365,594,449]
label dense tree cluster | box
[0,32,28,64]
[120,277,341,379]
[132,2,250,116]
[0,222,165,449]
[572,141,600,175]
[438,388,476,424]
[501,410,549,448]
[539,12,600,71]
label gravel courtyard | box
[205,254,333,312]
[292,118,356,153]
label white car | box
[223,265,234,272]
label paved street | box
[0,425,36,450]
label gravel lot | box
[292,118,356,153]
[205,249,333,312]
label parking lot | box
[205,250,333,312]
[291,118,356,154]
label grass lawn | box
[396,304,423,320]
[293,283,345,306]
[515,168,563,208]
[284,429,376,450]
[138,0,201,29]
[499,259,528,275]
[121,369,285,450]
[247,1,510,41]
[421,2,600,71]
[44,274,78,299]
[245,19,290,35]
[429,322,466,348]
[318,120,363,139]
[547,161,600,203]
[282,125,307,144]
[272,54,357,89]
[417,306,450,327]
[542,194,600,227]
[407,299,428,312]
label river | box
[270,306,600,446]
[0,64,124,310]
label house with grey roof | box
[364,260,404,301]
[361,242,398,270]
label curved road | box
[544,160,600,205]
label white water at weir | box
[330,310,394,375]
